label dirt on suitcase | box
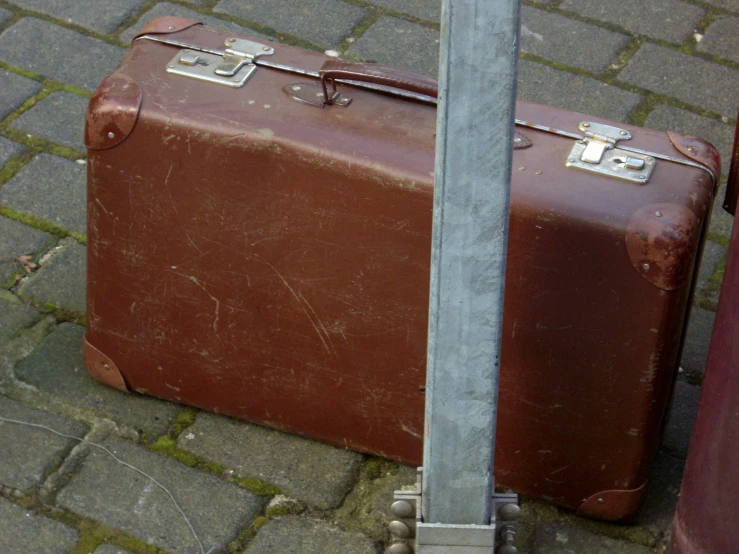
[0,1,737,553]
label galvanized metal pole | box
[422,0,522,529]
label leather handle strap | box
[318,60,439,100]
[725,108,739,215]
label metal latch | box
[388,469,521,554]
[566,122,655,184]
[166,37,274,88]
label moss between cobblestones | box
[0,207,85,243]
[626,96,660,127]
[173,407,198,434]
[338,10,380,54]
[0,150,34,186]
[365,457,399,481]
[707,231,730,249]
[265,502,303,518]
[233,476,280,497]
[41,303,86,325]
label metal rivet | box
[639,176,647,181]
[228,37,236,43]
[646,156,653,162]
[168,64,175,69]
[620,130,628,136]
[568,158,575,163]
[248,100,255,105]
[263,46,271,51]
[655,211,662,217]
[107,132,115,139]
[391,500,415,518]
[518,166,526,171]
[582,122,590,128]
[642,263,650,272]
[316,92,324,97]
[597,498,605,504]
[577,140,586,145]
[168,25,175,30]
[389,520,411,539]
[264,104,271,108]
[121,83,129,90]
[233,77,240,81]
[103,364,111,371]
[535,170,542,175]
[514,137,521,142]
[292,85,301,91]
[687,146,696,153]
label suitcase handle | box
[318,60,438,104]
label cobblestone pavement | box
[0,0,736,553]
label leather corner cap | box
[668,131,721,189]
[577,481,647,521]
[83,337,129,392]
[85,73,142,151]
[626,203,700,291]
[133,16,202,41]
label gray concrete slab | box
[244,517,379,554]
[11,91,88,152]
[0,395,88,491]
[531,521,653,553]
[0,136,24,168]
[0,8,11,26]
[57,436,265,554]
[0,292,41,343]
[178,412,362,509]
[0,497,80,554]
[699,16,739,64]
[663,381,701,458]
[645,104,735,174]
[0,216,54,289]
[5,0,148,34]
[680,307,716,377]
[619,43,739,119]
[709,182,736,239]
[214,0,365,49]
[0,153,86,235]
[13,324,181,436]
[366,0,441,22]
[120,2,272,44]
[517,60,642,122]
[521,6,630,73]
[16,242,86,314]
[634,451,685,534]
[0,69,43,121]
[346,16,439,77]
[0,18,126,92]
[560,0,704,44]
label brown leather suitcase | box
[84,18,720,520]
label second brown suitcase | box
[83,18,720,520]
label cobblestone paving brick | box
[214,0,365,49]
[709,182,735,239]
[0,136,24,167]
[700,0,739,11]
[560,0,704,44]
[634,451,685,532]
[16,241,86,314]
[120,2,272,44]
[663,381,701,458]
[0,395,88,491]
[244,517,379,554]
[0,153,86,235]
[645,104,735,174]
[0,216,54,289]
[13,324,181,435]
[0,18,126,92]
[0,497,80,554]
[620,43,739,119]
[57,437,266,554]
[695,241,726,293]
[698,16,739,65]
[0,8,11,26]
[532,521,653,553]
[6,0,148,34]
[681,306,716,376]
[95,546,134,554]
[0,68,42,121]
[179,412,363,509]
[11,91,88,152]
[521,6,630,73]
[0,291,40,342]
[518,60,642,122]
[366,0,441,22]
[346,16,439,77]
